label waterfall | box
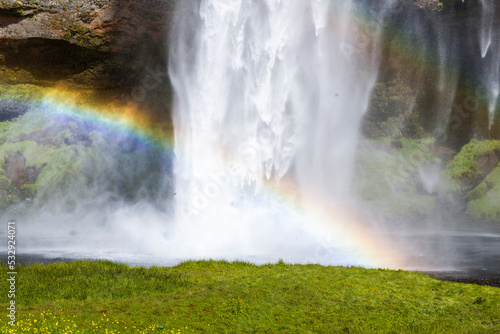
[479,0,493,59]
[479,0,500,125]
[168,0,384,265]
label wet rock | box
[0,0,175,107]
[429,142,457,165]
[3,151,44,185]
[0,0,175,53]
[466,165,500,222]
[0,100,29,121]
[443,139,500,222]
[445,139,500,192]
[477,149,500,177]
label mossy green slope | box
[0,260,499,333]
[443,139,500,222]
[444,139,500,192]
[0,107,94,208]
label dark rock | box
[477,151,500,178]
[0,100,29,121]
[0,0,175,99]
[430,142,457,165]
[390,140,403,149]
[3,151,44,185]
[0,0,175,53]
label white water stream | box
[167,0,387,266]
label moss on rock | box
[64,23,109,50]
[1,100,172,212]
[0,107,93,206]
[466,181,487,201]
[466,165,500,222]
[0,66,37,85]
[440,139,500,222]
[444,139,500,193]
[0,83,46,101]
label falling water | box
[479,0,500,124]
[168,0,388,266]
[382,0,500,139]
[479,0,493,59]
[1,0,499,275]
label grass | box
[0,260,499,333]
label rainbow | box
[266,178,407,269]
[40,87,174,151]
[33,88,407,269]
[6,3,460,269]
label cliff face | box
[0,0,478,90]
[0,0,174,51]
[0,0,174,90]
[0,1,176,210]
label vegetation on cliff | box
[440,140,500,222]
[466,166,500,221]
[0,92,172,212]
[445,140,500,190]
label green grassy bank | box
[0,260,499,333]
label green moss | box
[0,108,96,204]
[362,80,424,139]
[444,139,500,194]
[1,108,54,140]
[1,147,91,207]
[31,145,92,193]
[466,182,487,201]
[0,175,19,209]
[64,23,109,50]
[1,105,169,208]
[445,139,500,181]
[0,120,10,140]
[0,175,11,188]
[0,66,37,85]
[0,139,92,196]
[466,165,500,222]
[0,83,47,102]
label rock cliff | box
[0,0,174,90]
